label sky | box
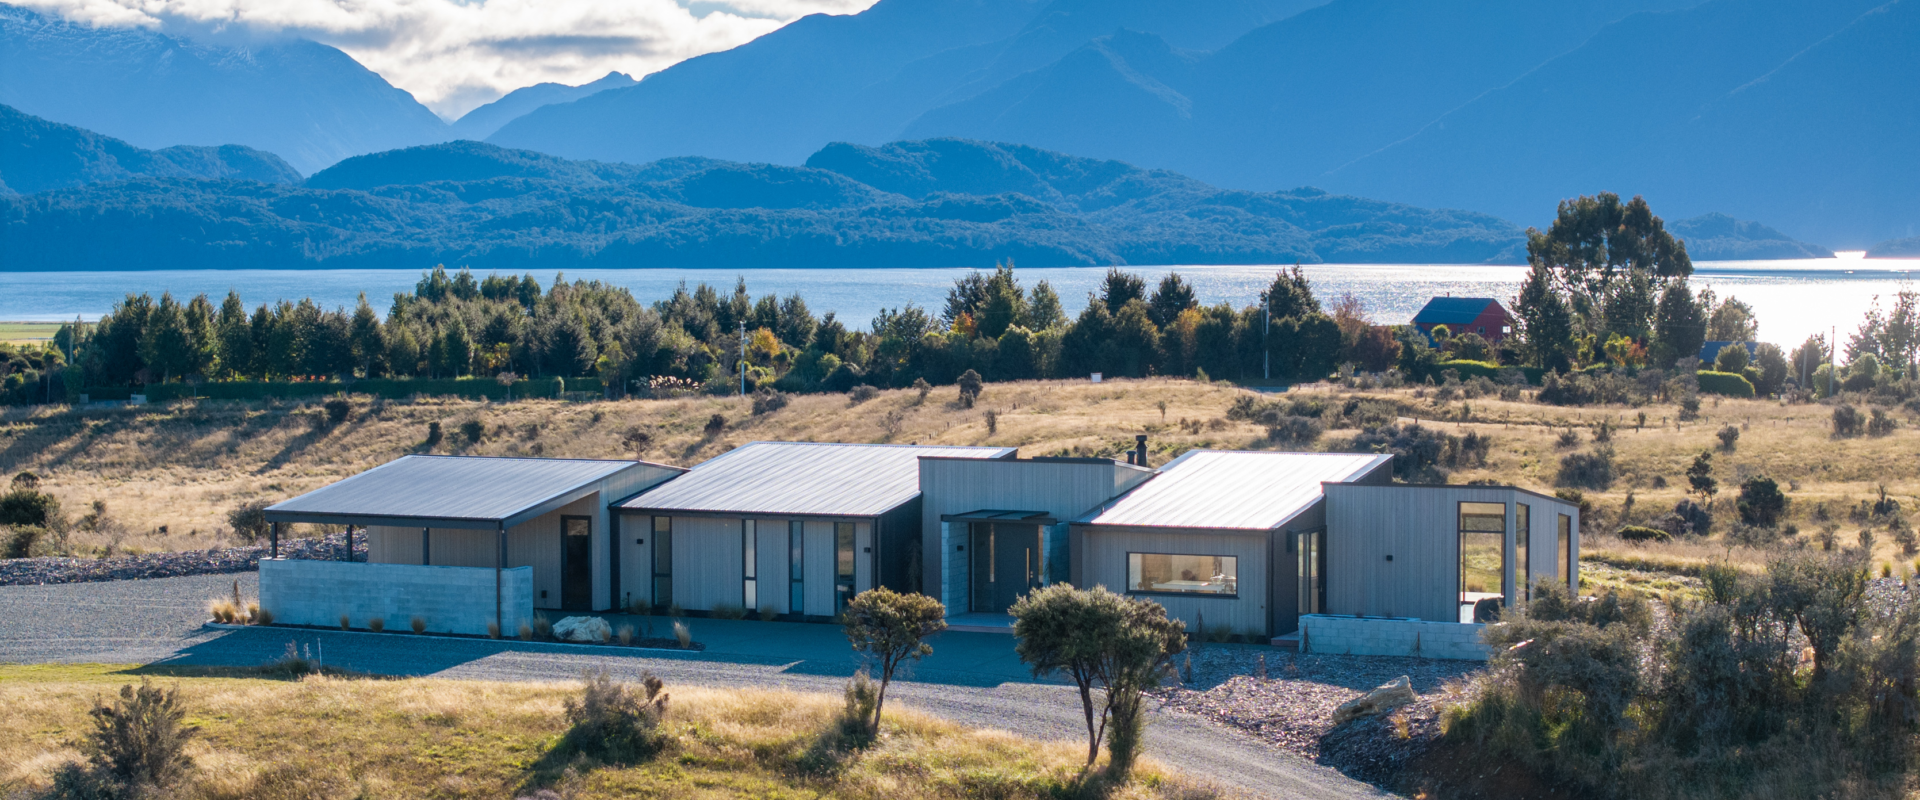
[19,0,880,119]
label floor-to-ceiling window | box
[1559,513,1574,592]
[1459,501,1506,622]
[1516,503,1530,600]
[789,520,804,616]
[1297,529,1325,616]
[651,516,672,609]
[834,521,855,614]
[742,519,757,611]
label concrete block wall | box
[1299,614,1490,661]
[260,558,532,637]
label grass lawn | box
[0,321,61,344]
[0,664,1210,800]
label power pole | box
[739,322,747,396]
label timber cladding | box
[1074,526,1270,638]
[1322,484,1580,623]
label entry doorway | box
[969,522,1040,613]
[561,516,593,610]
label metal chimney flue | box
[1134,434,1148,467]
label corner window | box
[742,520,757,611]
[1128,553,1237,597]
[1459,501,1506,621]
[1516,503,1530,600]
[1559,513,1574,592]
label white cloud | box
[16,0,879,119]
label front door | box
[969,522,1040,613]
[561,516,592,611]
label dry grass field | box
[0,663,1210,800]
[2,377,1913,575]
[0,322,60,345]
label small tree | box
[841,588,947,735]
[1010,584,1187,770]
[1687,450,1717,503]
[85,680,197,792]
[226,501,270,543]
[957,369,983,408]
[1737,477,1788,527]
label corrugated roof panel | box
[267,455,644,524]
[1078,451,1392,530]
[620,441,1013,517]
[1412,297,1498,325]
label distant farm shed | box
[1412,297,1513,343]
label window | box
[1297,530,1324,615]
[834,521,856,613]
[789,520,804,616]
[1459,501,1506,620]
[1516,503,1530,599]
[1128,553,1238,597]
[651,516,673,609]
[742,519,757,611]
[1559,513,1574,592]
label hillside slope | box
[0,104,300,195]
[1667,213,1833,260]
[0,138,1524,270]
[0,3,451,174]
[450,72,637,141]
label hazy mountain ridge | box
[1668,213,1833,260]
[0,3,451,174]
[450,72,637,141]
[0,104,301,195]
[0,138,1524,271]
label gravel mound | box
[0,533,364,586]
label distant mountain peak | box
[0,103,301,195]
[450,71,640,141]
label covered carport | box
[260,455,681,635]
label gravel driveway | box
[0,574,1390,800]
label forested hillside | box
[0,105,299,195]
[0,138,1524,271]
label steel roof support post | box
[496,523,506,638]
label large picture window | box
[1128,553,1237,597]
[1459,501,1506,621]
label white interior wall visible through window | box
[1127,553,1238,596]
[1459,501,1505,619]
[742,519,757,610]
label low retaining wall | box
[259,558,532,637]
[1300,614,1490,660]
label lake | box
[3,255,1913,350]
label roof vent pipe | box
[1134,434,1148,468]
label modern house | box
[614,441,1013,619]
[258,455,682,635]
[1412,297,1514,344]
[255,438,1578,659]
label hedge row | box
[86,376,605,403]
[1695,370,1756,398]
[1434,359,1547,385]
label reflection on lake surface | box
[3,257,1913,350]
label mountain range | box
[0,105,299,195]
[449,72,638,141]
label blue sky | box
[17,0,878,118]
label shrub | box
[847,385,879,404]
[340,614,350,630]
[750,388,788,416]
[1668,499,1713,536]
[1556,448,1615,490]
[532,614,553,639]
[617,624,634,646]
[323,398,351,426]
[410,616,427,634]
[1678,394,1702,421]
[4,524,43,559]
[1342,423,1463,482]
[1265,415,1324,446]
[82,680,198,793]
[0,484,60,528]
[368,617,385,632]
[1716,424,1740,452]
[207,598,239,624]
[841,588,947,736]
[673,620,691,648]
[758,604,779,621]
[1869,407,1898,437]
[226,501,270,543]
[459,419,485,444]
[912,377,932,403]
[957,369,983,408]
[1618,525,1672,543]
[703,413,727,436]
[1833,403,1863,437]
[424,421,443,448]
[562,669,670,763]
[1009,583,1186,772]
[1555,428,1581,449]
[251,607,273,626]
[985,408,998,435]
[1737,477,1788,527]
[1695,370,1755,398]
[518,622,533,641]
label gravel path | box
[0,574,1392,800]
[0,534,362,586]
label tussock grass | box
[0,664,1216,800]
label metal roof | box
[618,441,1014,518]
[1077,450,1392,531]
[265,455,655,530]
[1412,297,1503,325]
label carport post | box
[269,521,279,559]
[496,522,505,635]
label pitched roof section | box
[1077,451,1392,531]
[619,441,1015,517]
[266,455,653,528]
[1412,296,1502,325]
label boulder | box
[553,615,611,643]
[1331,675,1417,726]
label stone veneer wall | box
[260,558,532,637]
[1299,614,1491,661]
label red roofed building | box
[1412,297,1514,344]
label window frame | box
[1458,501,1508,610]
[742,519,757,611]
[1559,513,1574,592]
[651,516,673,609]
[1125,551,1240,599]
[1516,503,1530,600]
[789,519,804,616]
[834,521,856,613]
